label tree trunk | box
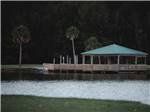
[19,43,22,68]
[71,39,76,64]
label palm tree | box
[84,36,102,64]
[12,25,31,68]
[65,26,79,64]
[84,36,101,51]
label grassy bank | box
[2,95,150,112]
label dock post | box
[74,55,77,73]
[60,55,62,64]
[90,55,93,73]
[66,55,69,73]
[53,58,55,64]
[82,55,85,64]
[59,55,62,73]
[67,55,69,64]
[74,55,76,64]
[69,58,71,64]
[63,56,65,64]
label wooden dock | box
[43,63,147,73]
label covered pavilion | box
[81,44,148,65]
[43,44,148,73]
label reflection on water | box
[1,68,150,80]
[1,80,150,105]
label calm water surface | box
[1,80,150,105]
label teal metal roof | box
[81,44,148,56]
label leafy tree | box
[84,36,101,51]
[12,25,31,68]
[65,26,79,64]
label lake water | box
[1,80,150,105]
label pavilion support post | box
[91,55,93,64]
[117,55,120,71]
[126,56,128,64]
[107,56,111,64]
[117,55,120,65]
[105,57,107,64]
[98,56,101,64]
[135,56,138,64]
[82,55,85,64]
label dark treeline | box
[2,1,150,64]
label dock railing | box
[43,63,147,72]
